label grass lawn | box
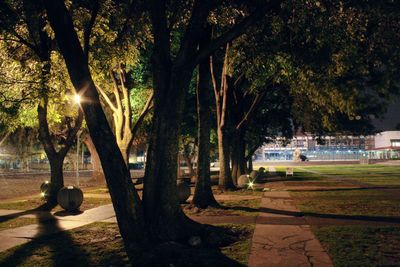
[284,165,400,266]
[0,197,111,212]
[288,165,400,216]
[300,165,400,186]
[291,188,400,217]
[0,222,254,267]
[315,225,400,267]
[0,217,37,231]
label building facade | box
[255,131,399,161]
[366,131,400,160]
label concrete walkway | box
[248,183,333,267]
[0,204,115,252]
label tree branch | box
[175,1,215,64]
[0,132,10,146]
[131,91,154,140]
[59,109,83,157]
[193,1,280,64]
[96,85,117,112]
[235,90,266,130]
[220,43,230,129]
[148,0,171,66]
[83,1,99,60]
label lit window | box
[391,139,400,147]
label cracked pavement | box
[248,183,333,267]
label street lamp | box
[74,94,81,105]
[74,93,81,186]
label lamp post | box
[74,94,82,186]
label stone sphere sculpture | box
[249,170,259,180]
[40,181,54,200]
[57,186,84,211]
[238,174,250,188]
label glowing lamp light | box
[74,94,81,104]
[40,192,45,197]
[247,181,254,190]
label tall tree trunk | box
[211,44,235,190]
[83,134,104,182]
[48,155,64,195]
[248,156,253,172]
[182,152,195,178]
[217,126,235,189]
[192,33,218,207]
[143,65,198,240]
[231,130,247,184]
[44,0,149,257]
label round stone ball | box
[57,186,84,211]
[249,170,259,180]
[40,181,54,200]
[238,174,250,188]
[177,181,191,203]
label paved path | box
[0,204,115,252]
[248,183,333,267]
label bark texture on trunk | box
[83,134,104,182]
[231,130,247,184]
[248,156,253,171]
[210,44,235,190]
[44,0,149,256]
[143,66,198,240]
[217,126,235,189]
[192,32,218,207]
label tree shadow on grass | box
[0,201,56,223]
[219,205,259,213]
[0,203,90,267]
[258,207,400,224]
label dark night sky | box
[372,96,400,131]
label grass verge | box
[291,188,400,217]
[314,225,400,267]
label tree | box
[43,0,272,252]
[0,1,83,200]
[97,66,154,165]
[143,0,276,239]
[43,0,149,258]
[192,26,218,207]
